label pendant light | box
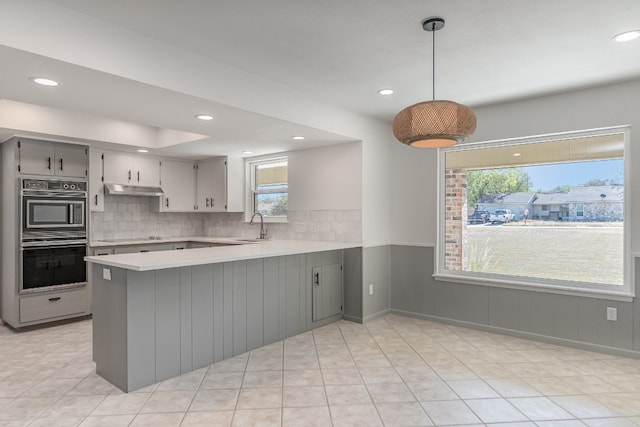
[393,17,476,148]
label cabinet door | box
[132,156,161,187]
[103,151,133,184]
[312,264,343,322]
[160,160,196,212]
[19,139,55,176]
[196,158,226,212]
[55,145,88,178]
[225,156,244,212]
[89,151,104,211]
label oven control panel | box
[22,179,87,192]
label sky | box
[522,159,623,192]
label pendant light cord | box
[432,21,436,101]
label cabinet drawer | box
[92,248,114,256]
[113,243,175,254]
[20,288,87,323]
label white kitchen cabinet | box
[18,138,88,178]
[103,151,161,187]
[89,150,104,212]
[155,159,196,212]
[196,156,244,212]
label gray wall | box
[387,245,640,357]
[362,245,391,321]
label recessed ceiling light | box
[195,114,214,121]
[30,77,60,86]
[292,136,305,140]
[614,30,640,42]
[137,149,149,153]
[513,152,521,157]
[378,89,394,95]
[242,150,253,155]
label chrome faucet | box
[250,212,268,239]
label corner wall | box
[390,245,640,356]
[389,79,640,356]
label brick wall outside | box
[445,169,468,270]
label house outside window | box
[437,126,630,298]
[248,157,288,221]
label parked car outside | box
[468,210,491,224]
[490,209,515,223]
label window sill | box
[433,273,634,302]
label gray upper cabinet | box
[103,151,161,187]
[19,138,88,178]
[156,159,196,212]
[196,156,244,212]
[196,157,226,212]
[89,150,104,212]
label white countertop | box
[85,240,361,271]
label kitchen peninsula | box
[85,239,362,392]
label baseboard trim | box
[362,309,391,324]
[390,309,640,360]
[342,314,363,324]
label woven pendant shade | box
[393,17,477,148]
[393,100,477,148]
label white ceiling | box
[1,0,640,158]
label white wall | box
[391,79,640,250]
[288,142,362,211]
[391,143,438,245]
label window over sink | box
[247,157,288,222]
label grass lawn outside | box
[465,222,624,286]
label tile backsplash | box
[90,196,361,243]
[90,196,203,241]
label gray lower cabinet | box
[92,250,344,392]
[113,244,176,254]
[312,263,343,322]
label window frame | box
[435,125,633,301]
[245,156,289,223]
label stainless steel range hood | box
[104,183,164,196]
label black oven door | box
[21,244,87,292]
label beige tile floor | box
[1,313,640,426]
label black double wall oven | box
[20,178,88,293]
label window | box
[249,157,288,220]
[437,127,630,298]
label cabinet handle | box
[211,197,214,207]
[137,171,140,182]
[47,157,51,170]
[206,198,209,208]
[139,249,150,253]
[128,170,131,181]
[60,158,64,171]
[49,297,61,302]
[314,272,320,286]
[95,194,98,205]
[166,197,169,207]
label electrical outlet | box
[606,307,617,321]
[369,284,374,296]
[102,268,111,281]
